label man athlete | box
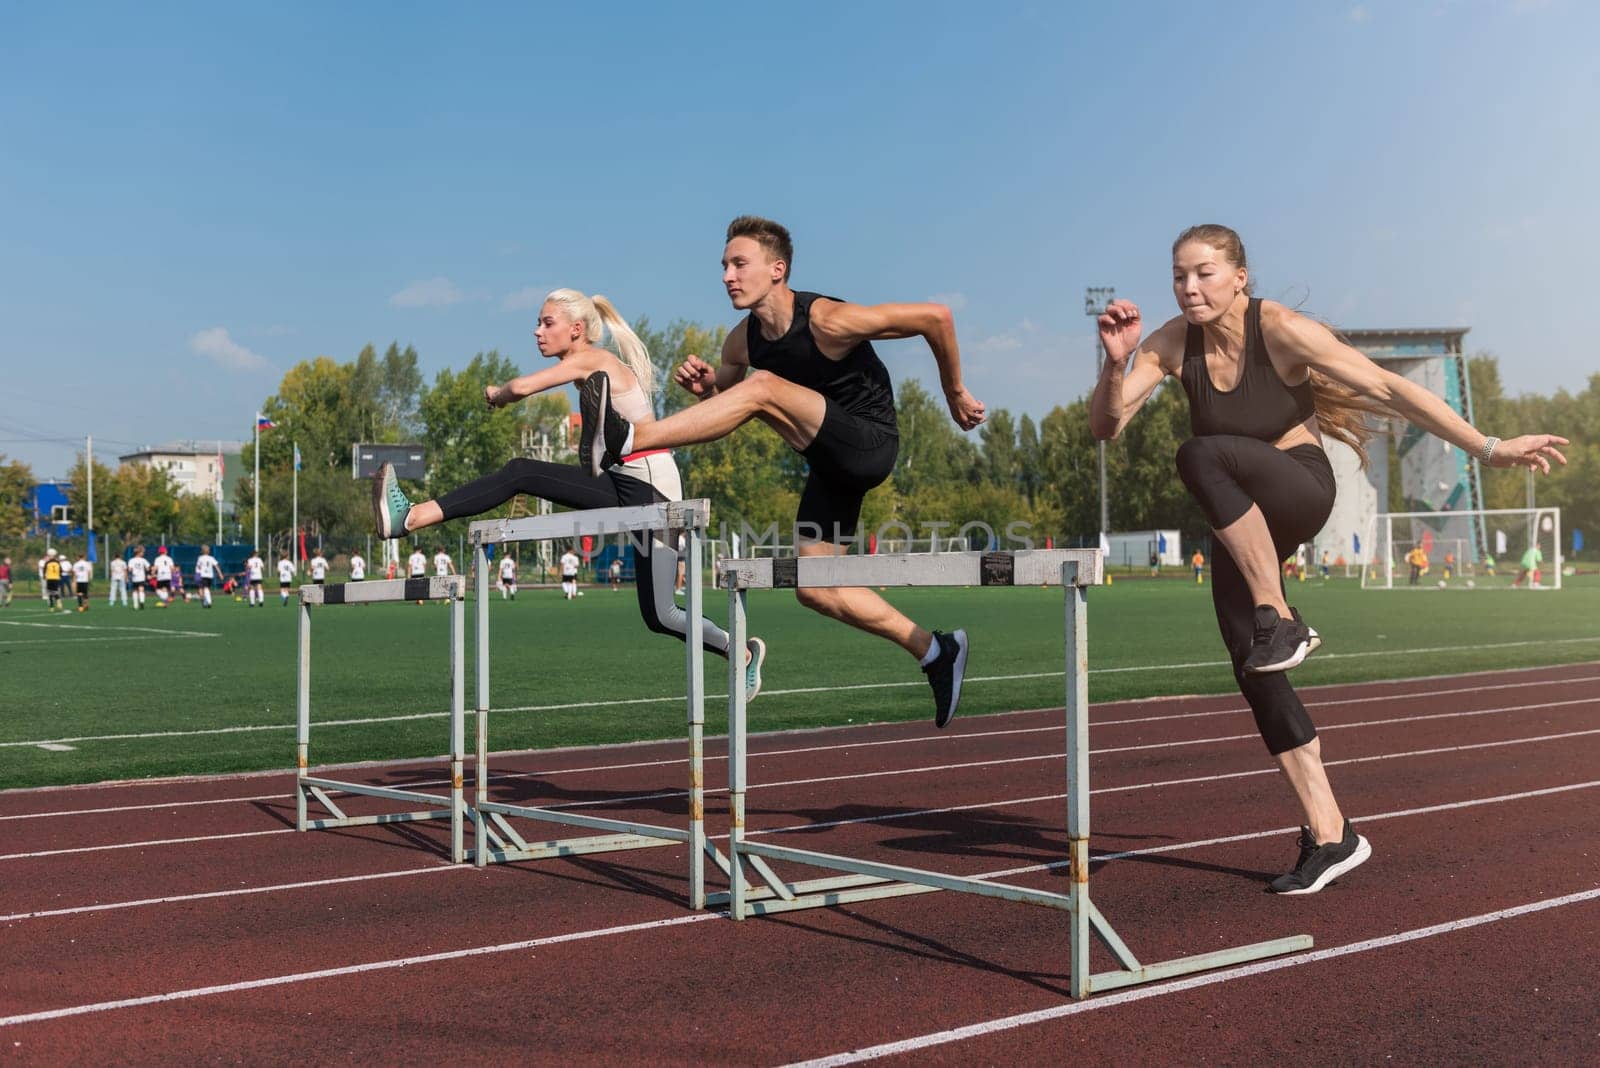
[580,215,986,727]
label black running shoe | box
[924,629,969,729]
[1290,607,1322,655]
[578,372,633,477]
[1268,820,1372,895]
[1242,605,1312,674]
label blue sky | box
[3,1,1596,477]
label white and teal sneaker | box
[744,637,766,704]
[372,462,412,539]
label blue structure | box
[27,481,83,537]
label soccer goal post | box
[1360,507,1562,590]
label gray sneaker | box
[744,637,766,704]
[372,462,412,539]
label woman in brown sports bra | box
[1090,224,1567,894]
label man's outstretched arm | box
[810,300,985,430]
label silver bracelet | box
[1479,436,1499,464]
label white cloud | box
[390,277,468,309]
[502,286,551,312]
[928,292,969,311]
[1348,5,1370,22]
[260,324,297,337]
[190,327,270,372]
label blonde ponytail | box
[542,288,655,398]
[591,294,655,399]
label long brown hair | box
[1173,224,1381,469]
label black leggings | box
[1175,437,1336,755]
[435,458,732,657]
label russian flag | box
[256,413,276,430]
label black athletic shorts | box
[76,581,89,595]
[200,577,213,589]
[157,579,171,590]
[46,579,60,594]
[796,398,899,543]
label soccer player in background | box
[127,547,150,610]
[0,556,12,607]
[349,551,366,581]
[151,546,175,606]
[43,550,64,612]
[498,552,517,600]
[275,552,295,605]
[432,546,454,577]
[308,550,329,585]
[559,547,581,600]
[108,553,128,607]
[194,545,222,608]
[72,551,92,612]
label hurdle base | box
[297,776,467,863]
[724,840,1311,999]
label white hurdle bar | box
[296,575,469,864]
[468,500,730,910]
[718,549,1313,999]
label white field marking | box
[784,887,1600,1067]
[36,743,75,752]
[5,779,1591,927]
[5,639,1597,751]
[0,911,724,1028]
[0,620,217,638]
[0,863,461,922]
[12,671,1600,824]
[0,635,217,647]
[5,800,1599,1031]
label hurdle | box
[468,500,729,910]
[718,550,1313,999]
[295,575,469,863]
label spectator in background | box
[108,554,128,607]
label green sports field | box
[3,574,1598,790]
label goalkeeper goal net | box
[1360,508,1562,590]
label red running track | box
[1,663,1597,1064]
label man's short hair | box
[726,215,794,282]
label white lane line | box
[4,779,1592,926]
[6,640,1597,749]
[16,670,1597,823]
[7,725,1598,863]
[0,620,217,637]
[0,911,723,1028]
[784,887,1600,1067]
[0,863,460,922]
[0,635,217,647]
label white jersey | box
[276,559,295,583]
[246,555,265,581]
[127,556,150,583]
[309,555,328,580]
[152,554,174,581]
[110,558,127,580]
[408,551,428,577]
[195,554,220,579]
[349,555,366,580]
[560,552,580,578]
[433,552,452,576]
[499,557,517,580]
[72,559,91,583]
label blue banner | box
[1575,529,1584,553]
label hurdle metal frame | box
[296,575,469,863]
[468,500,731,910]
[718,549,1313,999]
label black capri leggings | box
[1175,437,1336,755]
[435,458,733,657]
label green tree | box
[979,409,1020,490]
[104,463,183,544]
[633,317,730,419]
[892,378,981,498]
[1017,414,1042,506]
[0,455,35,541]
[418,351,525,541]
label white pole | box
[292,441,299,571]
[216,439,223,545]
[253,420,260,550]
[86,434,94,576]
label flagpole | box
[253,418,260,550]
[216,440,223,544]
[292,441,299,569]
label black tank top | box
[1181,298,1315,441]
[746,291,897,429]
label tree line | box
[3,336,1594,562]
